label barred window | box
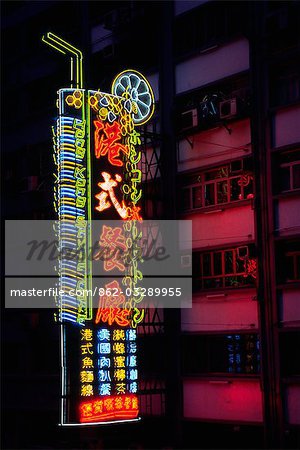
[182,334,260,375]
[285,251,300,282]
[193,245,257,290]
[280,161,300,192]
[181,160,254,211]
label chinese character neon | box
[81,329,93,341]
[95,307,131,327]
[82,357,94,368]
[95,172,128,219]
[81,343,94,355]
[113,329,125,341]
[98,342,111,354]
[98,356,111,368]
[113,342,126,354]
[99,383,111,396]
[94,120,129,167]
[98,226,127,272]
[97,329,110,341]
[80,371,94,383]
[98,369,111,382]
[116,382,126,394]
[114,356,126,368]
[81,384,94,396]
[114,369,126,381]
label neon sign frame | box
[43,32,154,426]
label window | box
[285,252,300,282]
[270,63,300,107]
[266,2,300,55]
[138,335,166,377]
[280,331,300,376]
[174,2,248,58]
[280,162,300,192]
[273,150,300,194]
[193,245,257,290]
[182,334,260,375]
[181,160,254,211]
[276,241,300,284]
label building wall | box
[183,379,263,422]
[177,119,252,172]
[181,288,258,332]
[175,38,249,94]
[172,1,300,445]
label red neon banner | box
[79,394,139,423]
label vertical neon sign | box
[43,33,154,425]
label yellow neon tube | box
[42,32,83,88]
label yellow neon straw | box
[42,32,83,88]
[42,36,66,55]
[47,33,83,88]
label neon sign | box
[43,32,154,426]
[80,394,139,423]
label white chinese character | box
[99,383,111,396]
[97,329,110,341]
[128,369,138,380]
[99,356,111,368]
[126,329,137,341]
[98,342,111,354]
[129,382,138,393]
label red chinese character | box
[95,172,128,219]
[80,402,93,417]
[98,226,127,272]
[95,307,131,327]
[94,120,129,167]
[97,280,126,310]
[126,205,143,221]
[244,258,257,279]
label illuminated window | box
[181,160,254,211]
[182,334,260,374]
[193,245,257,290]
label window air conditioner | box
[180,108,198,131]
[219,98,237,119]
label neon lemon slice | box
[112,70,154,126]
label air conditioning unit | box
[219,98,237,119]
[180,108,198,131]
